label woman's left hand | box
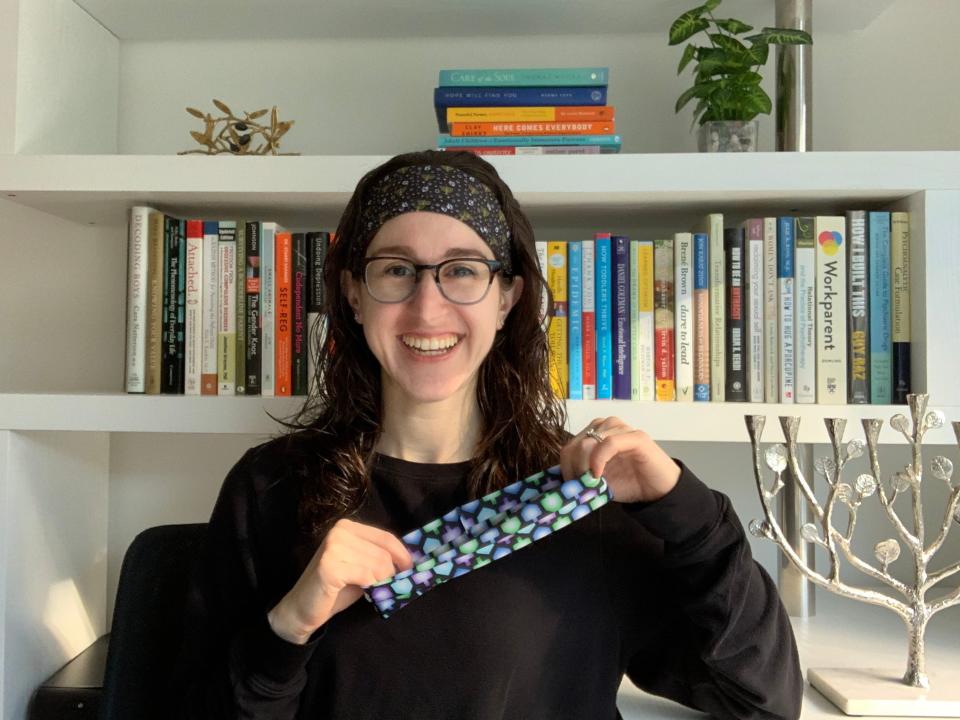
[559,417,681,504]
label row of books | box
[540,211,912,404]
[434,66,621,156]
[123,207,333,396]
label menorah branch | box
[834,534,911,597]
[924,560,960,593]
[864,423,921,552]
[923,485,960,563]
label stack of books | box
[434,67,620,155]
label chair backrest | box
[99,523,207,720]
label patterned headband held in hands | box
[350,164,514,275]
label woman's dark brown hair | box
[272,149,567,546]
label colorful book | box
[816,216,847,404]
[846,211,870,404]
[439,67,609,87]
[743,219,764,403]
[292,232,308,396]
[581,239,597,400]
[217,221,237,396]
[636,240,655,402]
[201,220,219,395]
[546,241,569,398]
[725,228,746,402]
[777,217,795,404]
[595,234,613,399]
[869,211,892,404]
[654,238,675,402]
[446,106,615,123]
[438,134,621,149]
[146,211,165,394]
[794,217,817,405]
[695,214,725,402]
[184,219,203,396]
[275,230,293,397]
[235,218,247,395]
[612,235,632,400]
[448,146,612,155]
[674,232,693,402]
[306,231,330,397]
[693,233,710,402]
[763,217,779,402]
[449,120,615,136]
[260,221,277,396]
[536,241,549,331]
[568,240,583,400]
[434,85,607,108]
[891,211,911,403]
[244,221,262,396]
[161,217,183,394]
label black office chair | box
[99,523,207,720]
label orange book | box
[446,105,615,123]
[449,120,615,137]
[275,231,293,396]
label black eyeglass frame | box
[360,255,504,305]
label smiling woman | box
[172,150,803,720]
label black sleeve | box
[171,446,328,719]
[602,460,803,720]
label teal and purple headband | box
[349,164,514,276]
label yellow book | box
[637,241,655,402]
[546,241,568,398]
[446,106,614,124]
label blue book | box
[869,211,892,404]
[595,234,613,400]
[434,86,606,106]
[568,241,583,400]
[438,134,621,149]
[777,216,795,403]
[612,236,631,400]
[693,232,710,402]
[439,67,609,87]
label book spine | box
[434,86,607,108]
[261,222,276,396]
[146,212,165,394]
[235,219,247,395]
[306,231,330,397]
[184,219,203,396]
[275,231,293,396]
[536,241,549,331]
[629,240,640,401]
[693,232,710,401]
[869,211,892,403]
[217,221,237,396]
[846,211,870,404]
[654,238,675,402]
[125,206,153,393]
[161,216,176,393]
[891,211,911,403]
[446,106,615,123]
[612,235,632,400]
[637,241,655,402]
[452,145,609,156]
[438,133,621,148]
[439,67,608,87]
[201,221,219,395]
[816,216,848,404]
[546,241,568,398]
[743,219,764,402]
[794,217,817,404]
[777,217,795,404]
[674,233,693,402]
[595,234,613,399]
[763,217,779,402]
[176,220,186,393]
[568,240,583,400]
[450,120,615,136]
[725,228,746,402]
[700,214,725,402]
[292,233,308,396]
[244,221,262,396]
[581,240,597,400]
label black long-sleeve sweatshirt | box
[172,435,802,719]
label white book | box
[674,232,694,402]
[637,240,655,402]
[202,221,219,394]
[184,221,203,395]
[580,240,596,400]
[777,217,795,404]
[218,222,237,396]
[260,221,278,396]
[744,221,764,402]
[695,214,725,402]
[795,217,817,404]
[763,217,779,402]
[536,241,548,332]
[124,205,156,393]
[816,216,848,403]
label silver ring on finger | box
[585,427,605,443]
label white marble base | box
[808,668,960,717]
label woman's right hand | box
[267,518,413,644]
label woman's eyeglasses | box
[361,256,502,305]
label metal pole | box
[775,0,813,151]
[778,442,816,616]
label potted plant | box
[669,0,812,152]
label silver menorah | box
[745,394,960,690]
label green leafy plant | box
[670,0,812,128]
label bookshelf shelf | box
[2,393,957,444]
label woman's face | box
[343,211,523,406]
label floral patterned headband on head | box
[349,164,514,276]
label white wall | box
[112,0,960,156]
